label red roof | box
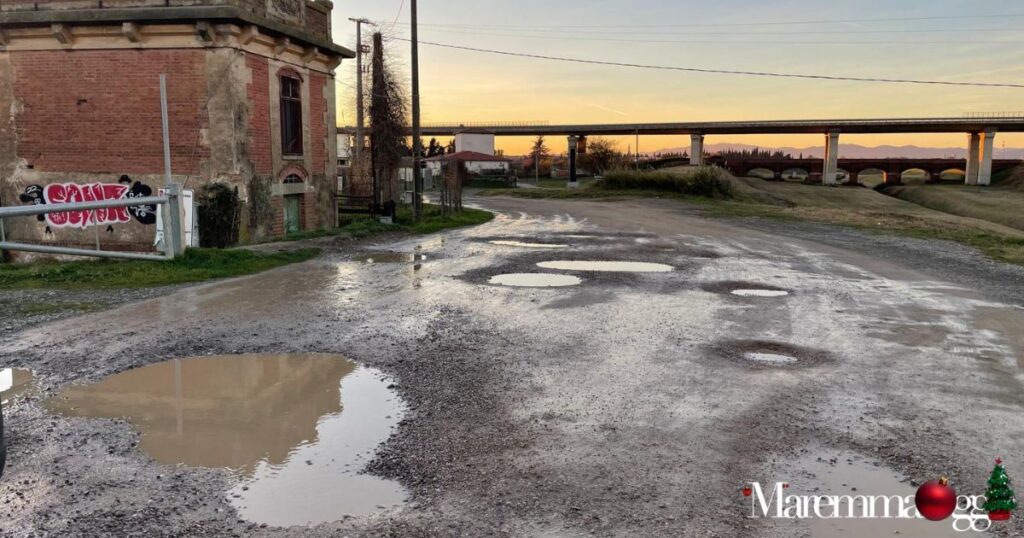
[424,151,511,163]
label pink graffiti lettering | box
[43,183,131,229]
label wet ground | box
[1,196,1024,536]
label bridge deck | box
[341,117,1024,137]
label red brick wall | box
[308,72,326,176]
[303,190,316,229]
[12,49,208,175]
[270,196,284,236]
[245,53,273,176]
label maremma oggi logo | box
[743,458,1018,533]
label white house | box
[424,151,512,178]
[454,133,496,156]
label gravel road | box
[1,195,1022,537]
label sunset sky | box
[331,1,1024,155]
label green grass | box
[0,247,320,290]
[337,204,495,235]
[599,167,736,198]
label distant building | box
[454,133,496,156]
[424,151,512,178]
[0,0,354,251]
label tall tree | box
[582,137,622,175]
[427,137,443,157]
[369,32,408,209]
[446,139,457,154]
[530,135,550,182]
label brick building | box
[0,0,353,252]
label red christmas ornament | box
[916,477,958,521]
[742,486,752,497]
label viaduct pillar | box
[978,130,997,186]
[965,132,982,185]
[823,131,841,186]
[690,134,705,166]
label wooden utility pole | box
[410,0,423,221]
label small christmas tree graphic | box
[984,458,1017,521]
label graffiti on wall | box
[19,176,157,229]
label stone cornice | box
[0,5,353,58]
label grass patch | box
[704,199,1024,266]
[0,247,320,290]
[598,167,735,199]
[337,204,495,235]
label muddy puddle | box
[745,353,798,365]
[490,240,568,249]
[45,353,407,527]
[536,261,674,273]
[356,252,428,264]
[759,452,962,537]
[0,368,35,404]
[732,289,790,298]
[490,273,583,288]
[710,340,831,369]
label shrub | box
[197,183,242,248]
[599,167,735,199]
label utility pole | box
[410,0,423,220]
[348,17,373,168]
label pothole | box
[490,273,583,288]
[709,340,832,368]
[44,353,407,527]
[536,261,674,273]
[732,289,790,297]
[0,368,35,404]
[702,281,790,297]
[490,240,568,249]
[745,353,798,365]
[356,252,427,264]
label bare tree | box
[582,137,622,175]
[369,32,408,211]
[530,135,550,182]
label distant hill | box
[651,143,1024,160]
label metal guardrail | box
[0,184,185,261]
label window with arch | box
[280,74,303,156]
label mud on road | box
[1,196,1023,537]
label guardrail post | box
[162,183,185,258]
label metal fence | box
[0,184,185,261]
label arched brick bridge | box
[654,157,1021,184]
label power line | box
[393,13,1024,29]
[396,28,1022,46]
[405,25,1024,36]
[385,0,405,34]
[394,38,1024,89]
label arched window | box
[280,74,303,156]
[283,174,304,184]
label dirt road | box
[1,196,1022,537]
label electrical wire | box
[391,13,1024,29]
[394,38,1024,89]
[385,0,405,34]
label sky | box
[330,1,1024,155]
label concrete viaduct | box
[659,157,1022,185]
[342,117,1024,186]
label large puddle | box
[357,252,427,264]
[767,453,963,537]
[732,289,790,298]
[536,261,674,273]
[0,368,35,404]
[45,354,407,527]
[490,240,568,249]
[490,273,583,288]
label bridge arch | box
[781,167,809,182]
[747,168,777,180]
[854,168,888,187]
[940,168,966,182]
[900,168,933,184]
